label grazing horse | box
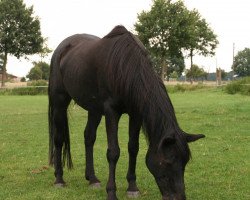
[48,25,205,200]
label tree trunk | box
[161,59,168,82]
[161,60,165,81]
[1,52,8,88]
[190,49,193,84]
[216,68,222,86]
[165,61,168,81]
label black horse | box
[48,25,204,200]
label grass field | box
[0,88,249,200]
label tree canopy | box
[232,48,250,77]
[134,0,218,80]
[0,0,46,86]
[135,0,189,79]
[26,61,50,80]
[185,9,218,69]
[186,64,207,81]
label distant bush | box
[167,83,206,93]
[0,87,47,95]
[225,77,250,96]
[27,80,48,86]
[20,77,26,82]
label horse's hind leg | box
[126,115,142,198]
[84,111,102,187]
[50,92,71,186]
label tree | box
[135,0,218,81]
[26,66,42,80]
[221,69,227,80]
[0,0,46,87]
[169,71,179,79]
[185,9,218,71]
[232,48,250,77]
[26,61,50,80]
[151,52,185,79]
[186,64,206,81]
[135,0,190,80]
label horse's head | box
[146,131,205,200]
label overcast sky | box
[6,0,250,77]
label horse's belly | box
[71,91,103,113]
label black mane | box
[102,26,190,160]
[104,25,129,38]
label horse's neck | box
[140,81,179,147]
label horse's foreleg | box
[84,111,102,187]
[104,103,121,200]
[126,115,142,198]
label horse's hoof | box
[107,193,118,200]
[127,191,140,198]
[90,182,101,189]
[54,182,66,188]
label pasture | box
[0,88,249,200]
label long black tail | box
[48,54,73,169]
[48,91,55,166]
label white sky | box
[6,0,250,77]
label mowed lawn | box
[0,88,249,200]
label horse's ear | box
[184,132,205,143]
[158,134,175,151]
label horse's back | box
[56,34,99,50]
[52,33,99,64]
[50,33,100,81]
[50,33,102,111]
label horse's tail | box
[48,54,54,167]
[48,52,73,169]
[48,82,54,167]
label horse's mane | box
[103,25,190,161]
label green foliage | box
[27,61,50,80]
[167,83,206,93]
[135,0,189,54]
[0,92,249,199]
[135,0,189,77]
[186,10,218,58]
[0,0,46,86]
[38,62,50,80]
[221,69,227,80]
[169,71,179,79]
[135,0,218,78]
[26,66,42,80]
[0,79,48,95]
[225,77,250,95]
[0,86,47,95]
[186,64,207,81]
[0,0,44,58]
[152,52,185,78]
[27,79,48,86]
[20,77,26,82]
[232,48,250,77]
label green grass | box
[0,89,249,200]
